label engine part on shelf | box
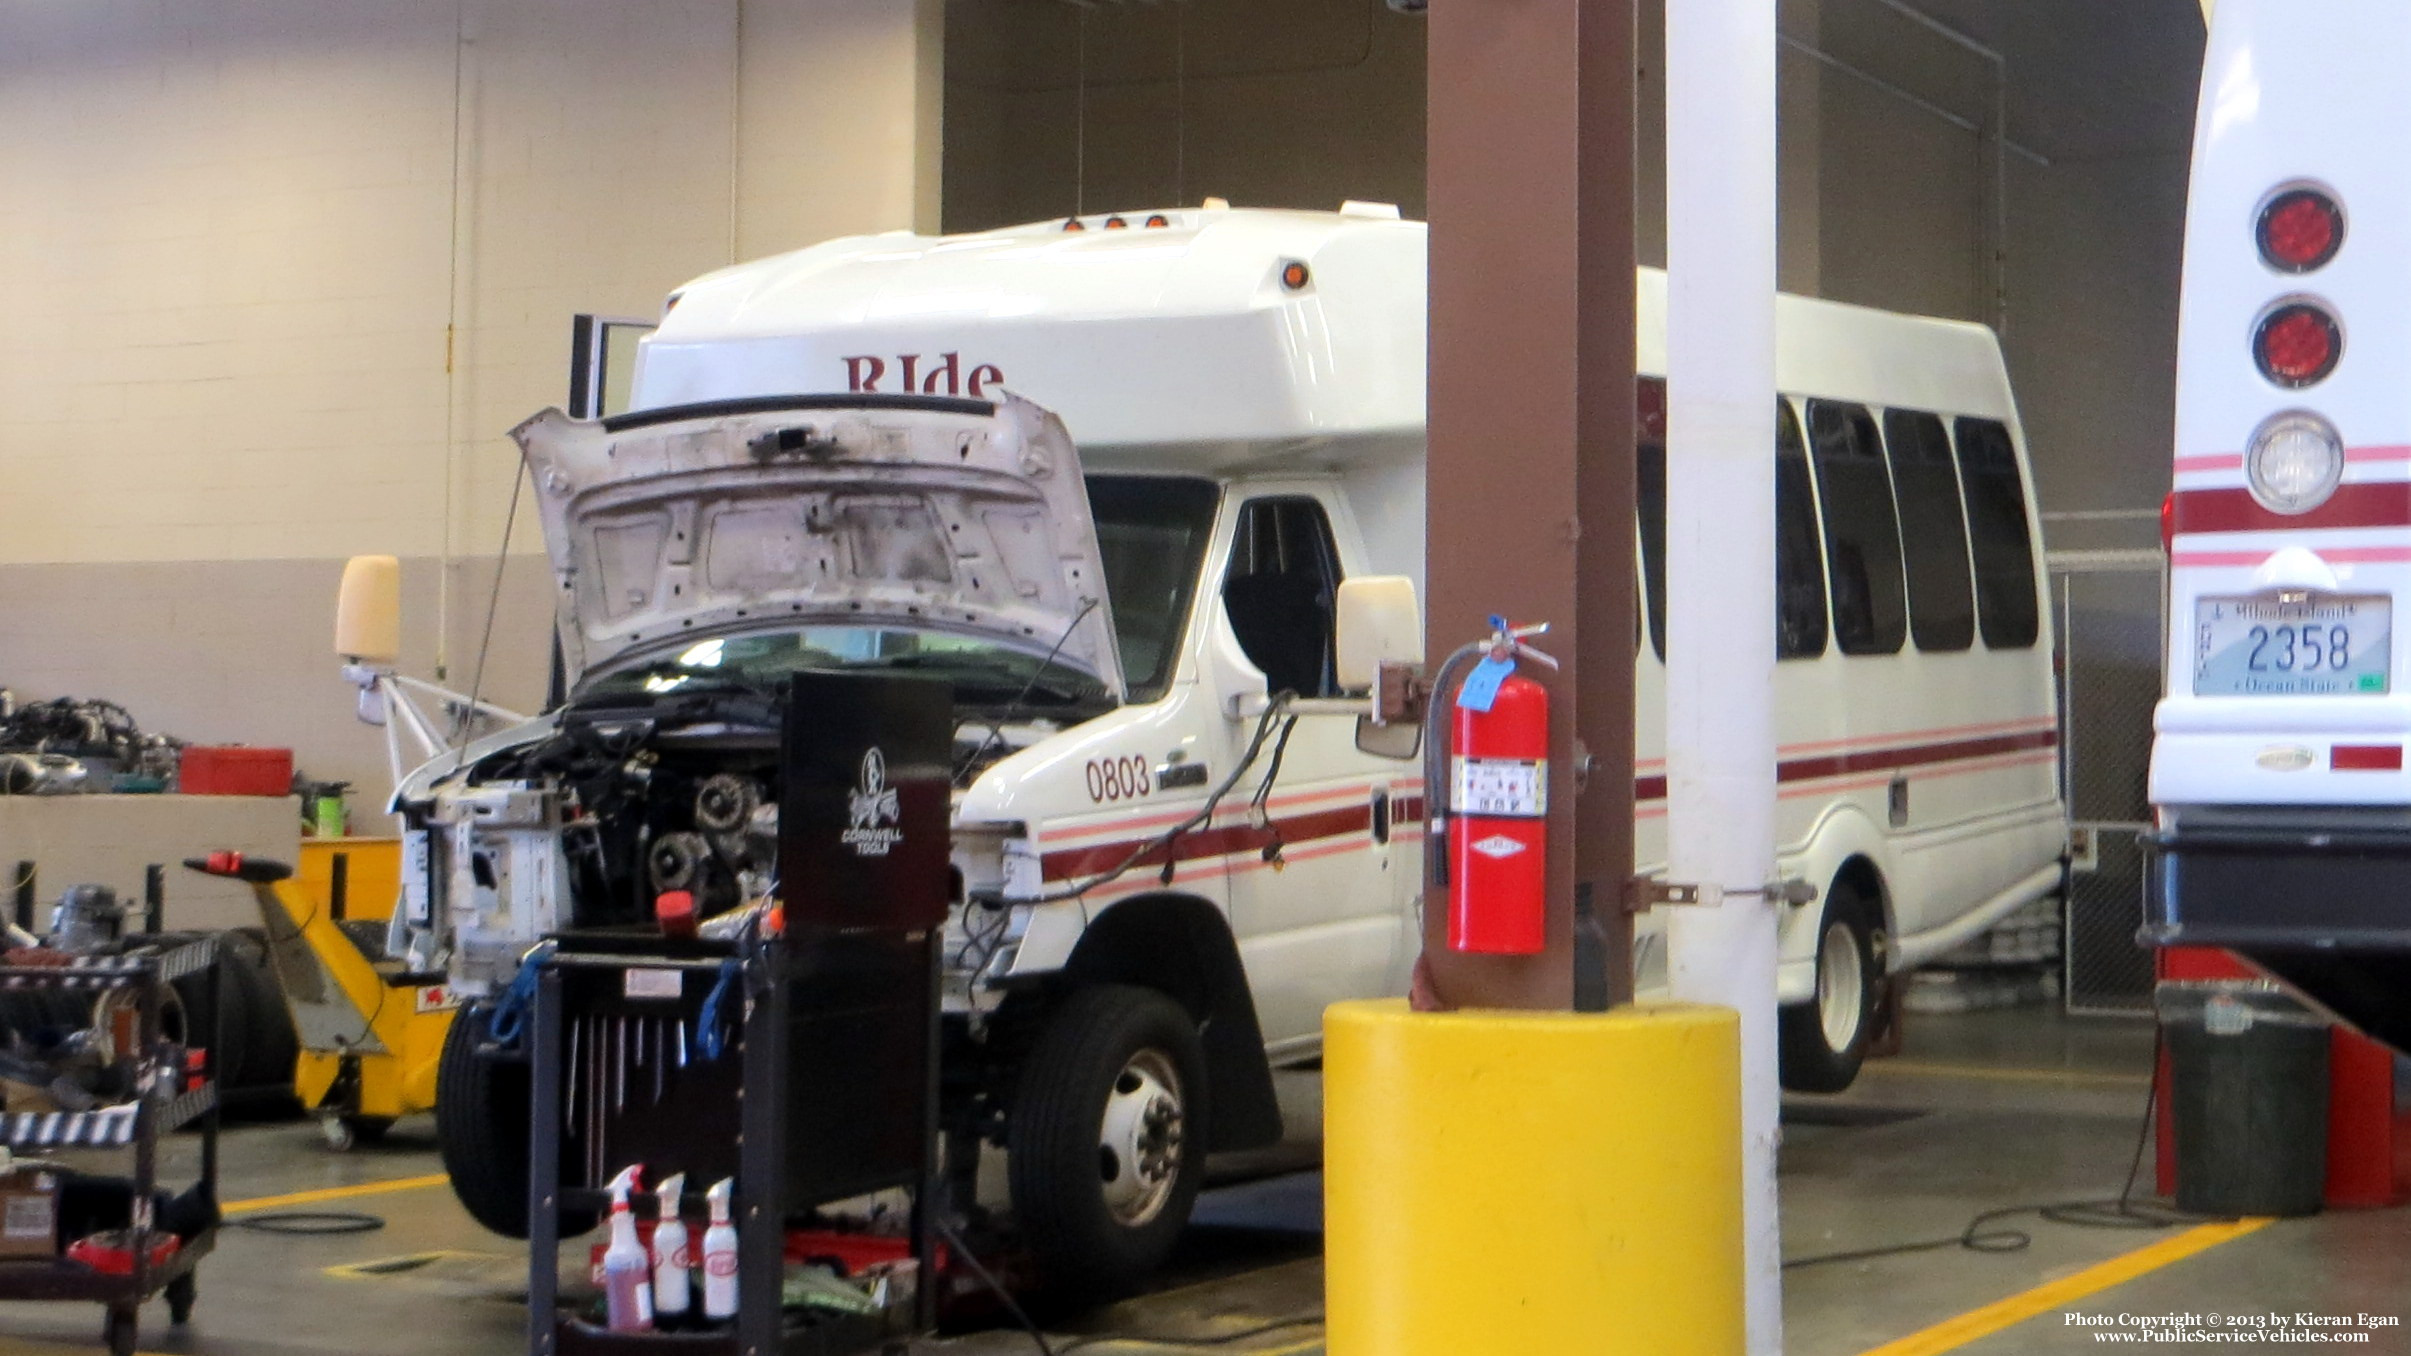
[0,694,183,794]
[48,887,126,954]
[0,754,89,796]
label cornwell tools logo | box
[844,747,904,857]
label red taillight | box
[2254,302,2341,388]
[2332,745,2403,772]
[2258,188,2345,273]
[2160,491,2176,553]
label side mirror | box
[1355,715,1421,760]
[335,555,402,664]
[1335,576,1422,692]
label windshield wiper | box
[955,598,1104,784]
[855,653,1100,703]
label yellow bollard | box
[1324,999,1744,1356]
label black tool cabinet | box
[0,937,221,1356]
[526,671,950,1356]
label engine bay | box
[402,684,1064,996]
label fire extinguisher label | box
[1452,757,1547,817]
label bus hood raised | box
[514,391,1125,694]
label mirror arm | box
[1373,660,1430,727]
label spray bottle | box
[651,1173,691,1325]
[701,1177,739,1323]
[602,1166,654,1333]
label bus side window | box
[1881,408,1976,653]
[1635,382,1822,660]
[1775,400,1828,659]
[1222,495,1345,698]
[1806,400,1908,656]
[1952,417,2041,650]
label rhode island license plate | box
[2193,593,2392,696]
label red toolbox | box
[178,746,293,796]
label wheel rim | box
[1816,919,1866,1052]
[1096,1048,1185,1228]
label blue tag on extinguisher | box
[1457,655,1515,713]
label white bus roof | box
[633,206,2016,465]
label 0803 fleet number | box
[1085,756,1151,803]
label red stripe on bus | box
[2171,482,2411,536]
[1037,730,2056,884]
[2174,446,2411,476]
[1632,727,2056,803]
[2171,544,2411,568]
[1041,803,1371,881]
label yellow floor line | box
[222,1172,450,1215]
[1063,1340,1320,1356]
[1867,1060,2150,1088]
[1858,1217,2275,1356]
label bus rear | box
[2148,0,2411,1051]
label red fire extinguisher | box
[1446,618,1557,955]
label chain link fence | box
[2051,546,2165,1016]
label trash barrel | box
[2158,980,2329,1217]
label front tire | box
[1008,985,1208,1303]
[1779,884,1881,1093]
[436,1005,534,1238]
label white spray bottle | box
[701,1177,739,1323]
[651,1173,691,1324]
[602,1166,654,1333]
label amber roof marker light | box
[1280,261,1312,291]
[2256,185,2345,274]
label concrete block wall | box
[0,0,941,801]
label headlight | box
[2245,410,2344,514]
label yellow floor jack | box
[187,842,456,1150]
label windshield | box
[582,629,1111,709]
[576,473,1221,708]
[1089,474,1220,701]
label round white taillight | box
[2245,410,2345,514]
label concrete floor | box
[0,1004,2400,1355]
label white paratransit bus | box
[397,203,2065,1292]
[2147,0,2411,1055]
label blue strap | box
[695,958,742,1062]
[481,941,556,1047]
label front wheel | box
[436,1005,533,1238]
[1008,985,1209,1303]
[1778,884,1881,1093]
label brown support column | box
[1422,0,1636,1011]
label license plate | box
[2193,594,2392,696]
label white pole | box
[1665,0,1783,1352]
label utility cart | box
[0,934,222,1356]
[522,671,948,1356]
